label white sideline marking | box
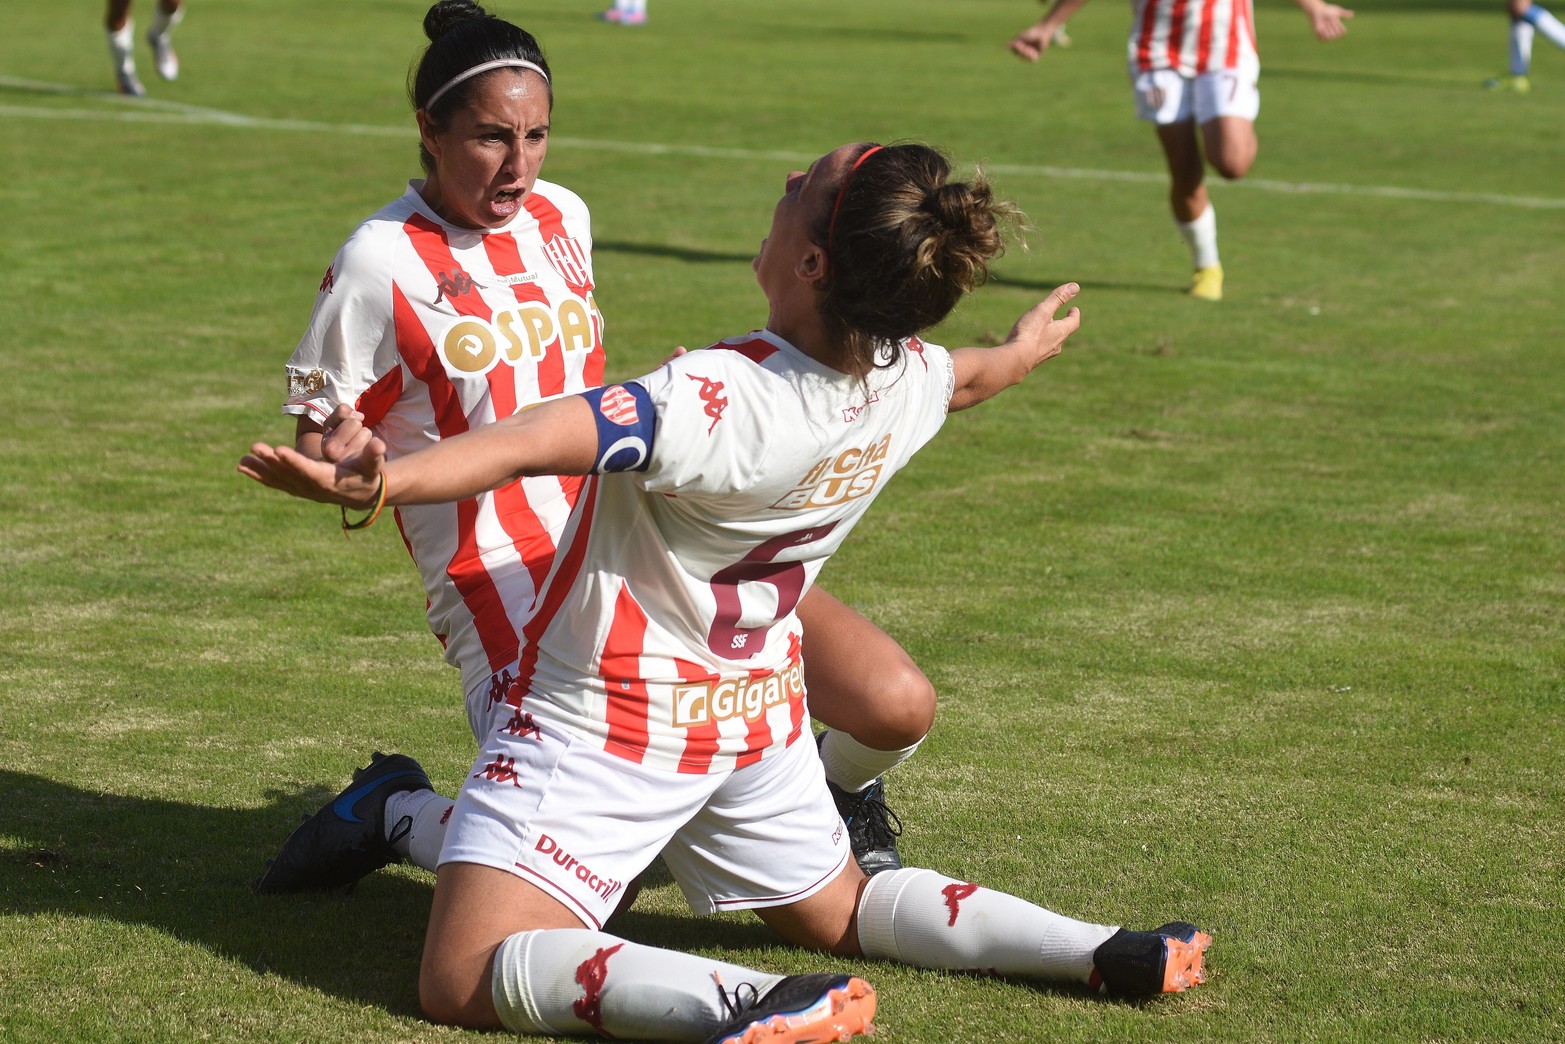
[3,76,1564,210]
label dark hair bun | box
[424,0,491,42]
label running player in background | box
[105,0,183,97]
[1010,0,1352,301]
[1486,0,1565,92]
[598,0,649,26]
[241,139,1212,1042]
[254,0,926,895]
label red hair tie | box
[826,144,884,254]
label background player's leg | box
[1200,115,1258,182]
[146,0,183,81]
[1155,121,1222,300]
[800,587,935,874]
[105,0,143,96]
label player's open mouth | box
[494,188,521,202]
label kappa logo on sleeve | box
[318,265,335,295]
[686,373,727,433]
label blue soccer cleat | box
[254,752,432,893]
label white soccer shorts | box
[1132,56,1261,125]
[439,711,851,928]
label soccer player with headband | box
[242,139,1212,1042]
[261,0,940,909]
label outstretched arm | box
[947,282,1079,413]
[1010,0,1094,60]
[239,395,600,510]
[1293,0,1353,39]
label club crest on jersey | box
[543,234,591,287]
[671,659,806,729]
[772,435,892,510]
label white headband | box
[424,58,549,111]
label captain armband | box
[579,382,656,474]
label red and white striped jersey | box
[282,180,606,697]
[497,330,955,774]
[1128,0,1258,76]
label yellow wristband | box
[340,474,387,534]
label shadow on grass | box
[591,242,1186,299]
[594,239,754,265]
[989,271,1185,296]
[0,771,782,1017]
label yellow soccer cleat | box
[1189,264,1223,301]
[1483,75,1531,94]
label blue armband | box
[579,382,655,473]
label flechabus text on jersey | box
[437,294,602,376]
[771,434,893,510]
[670,659,806,729]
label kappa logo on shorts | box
[532,833,625,902]
[772,434,892,510]
[687,373,727,433]
[473,755,523,787]
[598,385,640,426]
[671,659,806,728]
[486,668,524,711]
[501,709,542,740]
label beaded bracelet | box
[340,474,387,534]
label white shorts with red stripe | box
[438,710,850,928]
[1131,53,1260,125]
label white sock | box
[492,928,784,1038]
[149,4,184,39]
[385,788,453,871]
[1512,21,1536,75]
[1526,3,1565,48]
[856,867,1118,984]
[107,24,135,74]
[626,0,648,14]
[1175,205,1220,270]
[817,730,920,795]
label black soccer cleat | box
[706,972,876,1044]
[818,731,904,876]
[830,775,904,876]
[1089,921,1212,996]
[254,752,433,894]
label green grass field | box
[2,0,1562,1040]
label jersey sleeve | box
[631,352,767,496]
[282,224,400,427]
